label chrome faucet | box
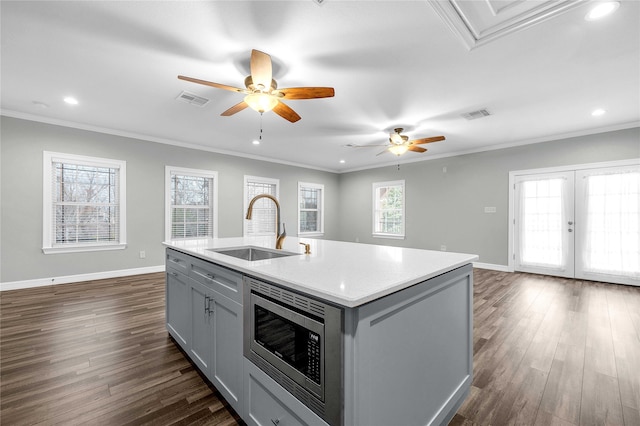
[245,194,287,249]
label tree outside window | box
[373,180,405,238]
[165,167,217,241]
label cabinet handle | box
[208,298,214,316]
[206,273,215,280]
[204,296,210,314]
[172,258,181,263]
[170,272,178,277]
[271,419,280,426]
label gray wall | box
[2,116,638,283]
[336,127,640,266]
[0,116,340,282]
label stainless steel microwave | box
[243,276,343,426]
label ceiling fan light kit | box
[389,144,410,156]
[244,93,278,113]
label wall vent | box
[176,91,210,107]
[461,108,492,120]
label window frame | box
[165,166,218,242]
[372,180,406,239]
[297,182,325,237]
[243,175,280,237]
[42,151,127,254]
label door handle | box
[568,221,573,225]
[568,229,573,232]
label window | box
[298,182,324,236]
[165,166,218,241]
[43,151,126,254]
[372,180,405,239]
[244,176,279,236]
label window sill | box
[42,243,127,254]
[298,232,324,237]
[372,234,405,240]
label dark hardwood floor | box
[1,270,638,425]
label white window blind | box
[372,180,405,238]
[166,167,217,240]
[244,176,279,236]
[43,152,126,254]
[298,182,324,235]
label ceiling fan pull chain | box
[260,113,264,142]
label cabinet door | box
[210,293,243,414]
[189,281,213,375]
[166,271,189,349]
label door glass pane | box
[518,178,566,269]
[580,169,640,279]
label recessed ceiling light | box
[339,160,345,164]
[585,1,620,21]
[252,139,260,145]
[592,108,606,116]
[64,96,79,105]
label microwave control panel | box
[307,331,321,384]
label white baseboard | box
[0,265,166,292]
[473,262,510,272]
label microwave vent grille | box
[309,395,325,415]
[251,353,326,417]
[250,279,326,317]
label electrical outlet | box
[139,250,146,259]
[440,245,447,251]
[484,207,496,213]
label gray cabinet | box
[166,267,189,350]
[210,287,243,410]
[244,359,327,426]
[190,280,243,413]
[166,248,244,417]
[189,281,212,373]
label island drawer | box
[244,359,328,426]
[166,248,190,276]
[189,257,243,303]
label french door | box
[514,172,575,278]
[512,162,639,286]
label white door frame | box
[508,158,640,273]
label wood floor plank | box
[2,270,639,425]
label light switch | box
[484,207,496,213]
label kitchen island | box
[164,237,478,426]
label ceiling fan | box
[349,128,445,156]
[178,49,335,123]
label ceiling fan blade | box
[279,87,335,100]
[410,136,446,145]
[221,101,249,116]
[408,145,427,153]
[178,75,245,93]
[250,49,273,91]
[273,101,301,123]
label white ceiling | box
[1,1,638,172]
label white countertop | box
[163,237,478,307]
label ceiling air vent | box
[176,91,210,107]
[461,108,492,120]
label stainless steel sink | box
[207,246,299,261]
